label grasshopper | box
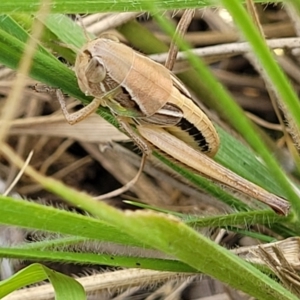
[57,36,290,215]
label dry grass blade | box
[6,115,127,143]
[234,237,300,270]
[94,153,147,200]
[165,9,195,70]
[246,0,264,36]
[81,12,141,35]
[0,1,51,145]
[2,269,193,300]
[149,37,300,64]
[257,245,300,296]
[279,5,300,154]
[3,150,33,196]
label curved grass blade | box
[0,263,85,299]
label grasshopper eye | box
[85,56,106,83]
[83,49,92,58]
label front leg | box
[56,89,152,199]
[56,89,102,125]
[56,87,152,156]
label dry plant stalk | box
[3,269,195,300]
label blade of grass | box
[225,226,276,242]
[222,0,300,131]
[126,201,285,229]
[0,263,85,299]
[11,13,78,62]
[218,0,300,216]
[288,0,300,13]
[0,248,196,272]
[0,0,283,13]
[126,200,295,237]
[0,0,224,14]
[0,195,144,247]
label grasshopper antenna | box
[77,14,92,42]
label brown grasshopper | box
[57,36,290,215]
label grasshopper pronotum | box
[57,36,290,215]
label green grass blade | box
[221,0,300,131]
[0,248,196,272]
[288,0,300,13]
[0,263,85,299]
[0,0,283,13]
[218,0,300,216]
[0,195,143,247]
[0,1,218,13]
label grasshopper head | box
[75,40,107,96]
